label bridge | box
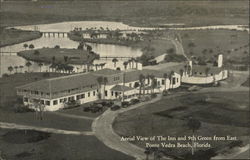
[0,52,17,56]
[99,56,136,60]
[41,32,68,38]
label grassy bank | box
[0,129,133,160]
[179,30,249,65]
[17,48,98,65]
[1,1,248,28]
[0,28,42,47]
[113,91,249,159]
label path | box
[0,122,94,136]
[92,95,165,160]
[48,111,95,120]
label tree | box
[54,45,60,49]
[97,76,103,99]
[187,117,201,155]
[179,69,184,82]
[8,66,13,73]
[14,66,18,73]
[34,50,40,55]
[38,63,43,72]
[205,67,210,77]
[19,65,24,72]
[112,58,118,68]
[52,56,56,64]
[169,71,175,89]
[139,74,145,98]
[150,77,157,94]
[163,73,168,91]
[29,44,34,50]
[25,61,32,72]
[95,64,99,71]
[64,56,68,63]
[123,61,128,70]
[23,44,28,50]
[144,148,151,160]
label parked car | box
[83,106,91,112]
[130,98,140,105]
[121,101,130,108]
[111,105,121,111]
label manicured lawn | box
[17,48,98,64]
[179,30,249,65]
[113,91,249,158]
[0,129,134,160]
[0,28,42,47]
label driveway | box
[92,95,164,160]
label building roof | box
[192,65,222,75]
[110,85,134,92]
[91,68,122,76]
[17,73,98,93]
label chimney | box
[218,54,223,68]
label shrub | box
[151,93,157,98]
[162,90,169,96]
[2,73,9,77]
[130,98,140,105]
[121,101,130,107]
[14,104,34,113]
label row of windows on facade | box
[127,78,178,88]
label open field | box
[17,48,98,64]
[0,28,42,47]
[0,1,248,28]
[113,91,249,159]
[0,129,133,160]
[179,30,249,65]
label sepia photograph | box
[0,0,249,159]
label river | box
[1,21,146,77]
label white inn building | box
[16,68,181,111]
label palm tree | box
[64,56,68,63]
[139,74,145,98]
[97,76,103,99]
[14,66,18,73]
[205,67,210,77]
[103,77,108,98]
[179,69,184,83]
[112,58,118,69]
[169,71,175,89]
[29,44,35,50]
[7,66,13,73]
[123,61,128,70]
[163,73,168,91]
[25,61,32,72]
[151,77,157,94]
[144,148,151,160]
[38,63,43,72]
[187,117,201,155]
[23,44,28,50]
[19,65,24,72]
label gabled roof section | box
[91,68,122,76]
[110,85,134,92]
[17,73,98,93]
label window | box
[176,78,178,83]
[41,92,44,96]
[35,91,39,95]
[76,95,81,100]
[105,90,108,97]
[88,92,90,97]
[93,91,96,96]
[111,91,114,96]
[64,98,67,102]
[200,72,202,75]
[81,94,85,99]
[46,101,50,106]
[60,99,64,103]
[129,83,132,87]
[53,100,58,105]
[157,81,160,86]
[41,100,45,104]
[162,80,165,85]
[24,98,28,102]
[172,78,176,85]
[114,76,120,81]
